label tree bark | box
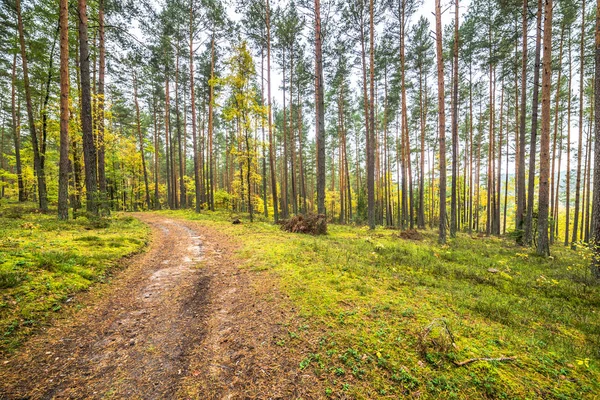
[133,72,151,210]
[208,35,216,211]
[190,4,201,212]
[524,0,543,244]
[573,0,586,248]
[450,0,459,237]
[58,0,70,220]
[266,0,278,222]
[435,0,447,244]
[16,0,48,211]
[516,0,528,241]
[11,53,25,202]
[315,0,326,216]
[367,0,376,228]
[537,0,553,256]
[97,0,107,210]
[78,0,98,215]
[591,0,600,279]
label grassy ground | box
[162,209,600,400]
[0,202,149,353]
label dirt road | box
[1,214,319,399]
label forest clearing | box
[1,0,600,397]
[0,204,599,398]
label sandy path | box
[0,214,320,399]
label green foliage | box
[164,209,600,399]
[0,202,149,353]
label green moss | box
[0,202,149,353]
[163,209,600,399]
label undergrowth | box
[164,209,600,399]
[0,202,149,353]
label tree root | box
[453,356,516,367]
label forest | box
[0,0,599,398]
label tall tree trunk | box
[190,2,201,213]
[572,0,586,248]
[0,101,4,199]
[582,126,592,241]
[261,48,268,217]
[418,63,426,229]
[315,0,326,215]
[435,0,447,244]
[590,0,600,279]
[503,96,510,233]
[550,26,564,244]
[565,33,573,245]
[266,0,278,222]
[58,0,70,220]
[516,0,528,240]
[468,65,473,232]
[153,97,160,209]
[367,0,376,228]
[133,72,151,210]
[290,45,297,216]
[77,0,98,214]
[537,0,553,256]
[40,33,57,180]
[451,0,459,237]
[496,82,504,235]
[524,0,544,244]
[175,49,186,208]
[208,35,216,211]
[298,85,308,214]
[165,69,172,209]
[16,0,48,211]
[97,0,107,210]
[11,54,25,202]
[282,51,289,218]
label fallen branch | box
[453,356,516,367]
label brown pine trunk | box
[266,0,278,222]
[165,67,172,209]
[261,48,268,217]
[315,0,326,216]
[58,0,70,220]
[11,54,25,202]
[572,0,586,248]
[496,83,504,235]
[190,3,201,213]
[582,126,592,241]
[367,0,375,228]
[591,0,600,279]
[468,66,473,232]
[282,51,289,218]
[524,0,544,244]
[133,72,151,210]
[565,33,572,245]
[537,0,553,256]
[516,0,528,240]
[290,46,297,216]
[208,36,216,211]
[450,0,459,237]
[550,26,564,244]
[175,49,185,208]
[298,85,308,214]
[153,97,160,209]
[16,0,48,211]
[435,0,447,243]
[0,103,4,199]
[78,0,98,214]
[97,0,107,210]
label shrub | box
[396,229,424,241]
[281,213,327,235]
